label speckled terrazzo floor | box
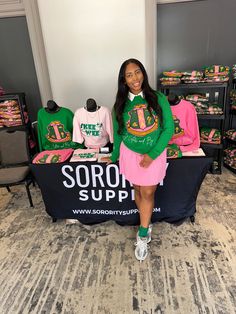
[0,168,235,314]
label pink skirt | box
[119,142,167,186]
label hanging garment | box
[169,99,200,152]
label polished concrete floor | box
[0,168,235,314]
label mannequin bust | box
[85,98,100,112]
[46,100,60,113]
[168,94,181,106]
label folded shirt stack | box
[232,64,236,80]
[200,127,221,144]
[160,71,182,86]
[225,129,236,141]
[185,94,209,103]
[185,94,223,115]
[185,94,209,114]
[33,148,74,164]
[224,147,236,170]
[0,100,23,127]
[167,143,182,159]
[70,148,98,162]
[230,89,236,110]
[207,104,223,115]
[204,65,230,83]
[181,71,204,84]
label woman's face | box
[124,63,144,95]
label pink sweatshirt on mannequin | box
[169,99,200,152]
[73,106,113,149]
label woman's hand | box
[139,154,153,168]
[100,156,112,164]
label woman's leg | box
[133,184,157,229]
[138,185,157,228]
[133,184,157,261]
[133,184,141,210]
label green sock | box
[138,225,148,238]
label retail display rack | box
[223,80,236,174]
[161,82,228,174]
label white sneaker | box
[135,236,148,261]
[147,224,153,243]
[136,224,153,244]
[65,219,79,225]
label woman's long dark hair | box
[114,58,162,134]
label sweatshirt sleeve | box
[72,111,84,144]
[66,109,74,133]
[37,109,43,152]
[110,110,122,162]
[147,92,174,160]
[105,108,114,143]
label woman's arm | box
[147,92,174,160]
[110,110,123,162]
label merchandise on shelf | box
[204,65,230,83]
[161,78,228,174]
[160,71,182,86]
[162,71,183,77]
[186,94,223,115]
[230,89,236,110]
[181,71,204,84]
[224,83,236,173]
[0,93,29,129]
[224,147,236,170]
[185,94,209,103]
[225,129,236,141]
[232,65,236,79]
[160,65,230,86]
[200,127,221,144]
[160,77,181,85]
[0,99,22,127]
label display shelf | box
[197,114,224,120]
[223,162,236,174]
[230,108,236,115]
[201,143,223,149]
[0,124,28,132]
[161,82,228,174]
[224,138,236,145]
[160,82,228,90]
[223,80,236,174]
[0,93,28,128]
[0,93,36,158]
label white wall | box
[37,0,148,111]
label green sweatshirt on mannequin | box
[37,107,82,151]
[110,92,174,162]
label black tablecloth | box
[31,157,212,225]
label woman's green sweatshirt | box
[110,92,174,162]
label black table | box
[31,157,212,225]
